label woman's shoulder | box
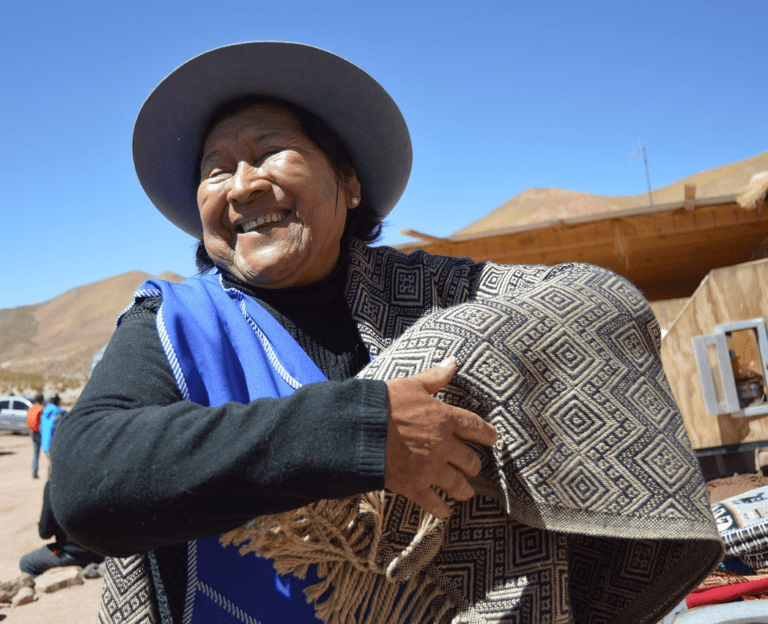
[120,274,227,324]
[120,295,162,323]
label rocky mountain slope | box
[0,271,183,395]
[452,149,768,237]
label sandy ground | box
[0,432,103,623]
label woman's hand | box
[384,357,498,519]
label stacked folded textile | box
[711,485,768,573]
[661,485,768,621]
[659,484,768,622]
[686,570,768,608]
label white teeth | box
[241,211,285,233]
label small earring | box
[350,195,360,206]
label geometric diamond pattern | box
[462,343,523,397]
[539,329,598,383]
[98,555,156,624]
[214,241,723,624]
[553,400,609,445]
[625,378,678,430]
[557,460,612,508]
[611,325,654,372]
[392,265,423,304]
[636,438,697,492]
[341,240,722,623]
[529,286,584,319]
[512,525,551,566]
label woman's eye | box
[257,149,281,163]
[202,166,231,180]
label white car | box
[0,396,32,434]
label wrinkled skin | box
[197,102,359,289]
[384,357,497,518]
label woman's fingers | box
[390,458,477,520]
[383,358,498,518]
[446,438,483,480]
[409,358,498,447]
[410,486,452,520]
[452,409,498,447]
[434,464,475,501]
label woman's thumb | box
[417,356,457,394]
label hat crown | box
[133,42,412,239]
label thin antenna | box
[629,141,654,207]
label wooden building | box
[398,153,768,461]
[398,177,768,303]
[662,258,768,450]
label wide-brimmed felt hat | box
[133,42,412,240]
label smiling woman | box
[50,42,722,624]
[197,101,359,289]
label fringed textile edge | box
[220,491,455,623]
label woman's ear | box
[345,172,362,210]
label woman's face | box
[197,103,360,289]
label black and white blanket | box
[224,242,723,624]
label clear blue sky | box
[2,0,766,310]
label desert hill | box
[452,149,768,237]
[0,270,184,397]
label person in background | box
[39,394,63,474]
[26,392,45,479]
[19,480,104,577]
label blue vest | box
[40,404,63,453]
[134,273,329,624]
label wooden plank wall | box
[406,203,768,301]
[661,258,768,449]
[650,298,688,334]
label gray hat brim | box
[133,42,412,240]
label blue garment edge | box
[123,273,329,624]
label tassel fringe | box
[220,491,455,623]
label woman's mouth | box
[238,210,289,233]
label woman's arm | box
[50,310,388,557]
[38,481,59,540]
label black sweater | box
[39,480,103,563]
[50,263,389,621]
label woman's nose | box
[228,161,269,204]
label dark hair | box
[194,97,382,274]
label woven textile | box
[98,554,157,624]
[222,242,723,624]
[712,485,768,571]
[696,569,768,590]
[687,576,768,608]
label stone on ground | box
[34,566,84,593]
[11,585,36,606]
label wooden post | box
[400,229,451,244]
[684,185,697,211]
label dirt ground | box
[0,432,102,623]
